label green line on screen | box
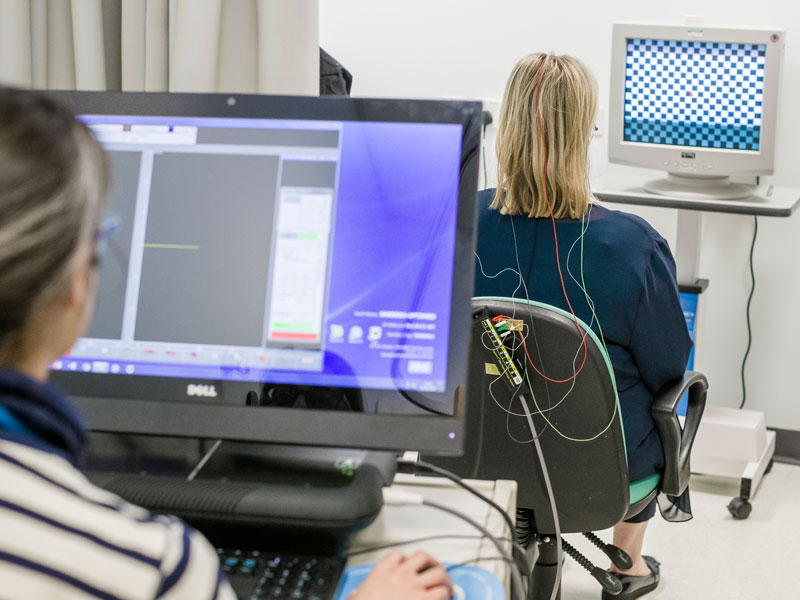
[143,243,200,250]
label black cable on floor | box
[739,215,758,410]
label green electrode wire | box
[579,207,610,357]
[524,206,620,443]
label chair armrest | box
[651,371,708,496]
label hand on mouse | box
[348,550,453,600]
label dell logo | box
[187,384,218,398]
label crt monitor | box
[48,91,481,455]
[608,23,785,199]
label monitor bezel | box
[608,23,785,177]
[48,91,481,455]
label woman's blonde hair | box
[492,53,598,219]
[0,89,109,363]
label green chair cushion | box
[629,473,661,505]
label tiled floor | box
[557,462,800,599]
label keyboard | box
[218,548,346,600]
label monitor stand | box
[645,173,753,201]
[91,441,396,555]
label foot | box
[610,554,652,577]
[601,556,660,600]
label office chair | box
[425,297,707,599]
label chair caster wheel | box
[728,497,752,520]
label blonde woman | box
[0,88,452,600]
[474,54,692,599]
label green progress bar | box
[271,321,314,331]
[143,243,200,250]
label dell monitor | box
[48,91,481,456]
[608,23,785,199]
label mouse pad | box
[336,562,505,599]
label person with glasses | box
[0,88,452,600]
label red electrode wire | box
[530,58,588,382]
[494,313,583,385]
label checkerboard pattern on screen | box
[623,39,766,151]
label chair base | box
[529,536,561,600]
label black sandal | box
[601,555,660,599]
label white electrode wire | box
[477,219,586,426]
[515,318,591,420]
[479,328,537,419]
[515,205,618,440]
[509,218,529,314]
[477,212,597,417]
[509,218,556,411]
[476,318,551,442]
[565,208,596,316]
[474,254,524,283]
[565,205,599,333]
[478,211,612,432]
[475,217,555,409]
[565,204,611,357]
[487,320,590,445]
[519,393,562,600]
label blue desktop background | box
[321,121,461,390]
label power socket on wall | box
[482,99,501,130]
[480,99,502,189]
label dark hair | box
[0,88,109,362]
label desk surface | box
[348,474,517,593]
[593,171,800,217]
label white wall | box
[320,0,800,429]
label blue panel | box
[678,292,699,416]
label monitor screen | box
[623,38,765,151]
[608,24,784,184]
[48,92,480,454]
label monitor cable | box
[398,390,451,416]
[401,460,515,531]
[347,534,498,558]
[518,393,562,600]
[382,488,526,600]
[187,438,222,481]
[740,215,758,409]
[399,458,531,576]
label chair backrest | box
[426,297,630,534]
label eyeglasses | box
[93,215,122,266]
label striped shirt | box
[0,371,236,600]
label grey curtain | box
[0,0,319,94]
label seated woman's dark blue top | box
[474,189,692,481]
